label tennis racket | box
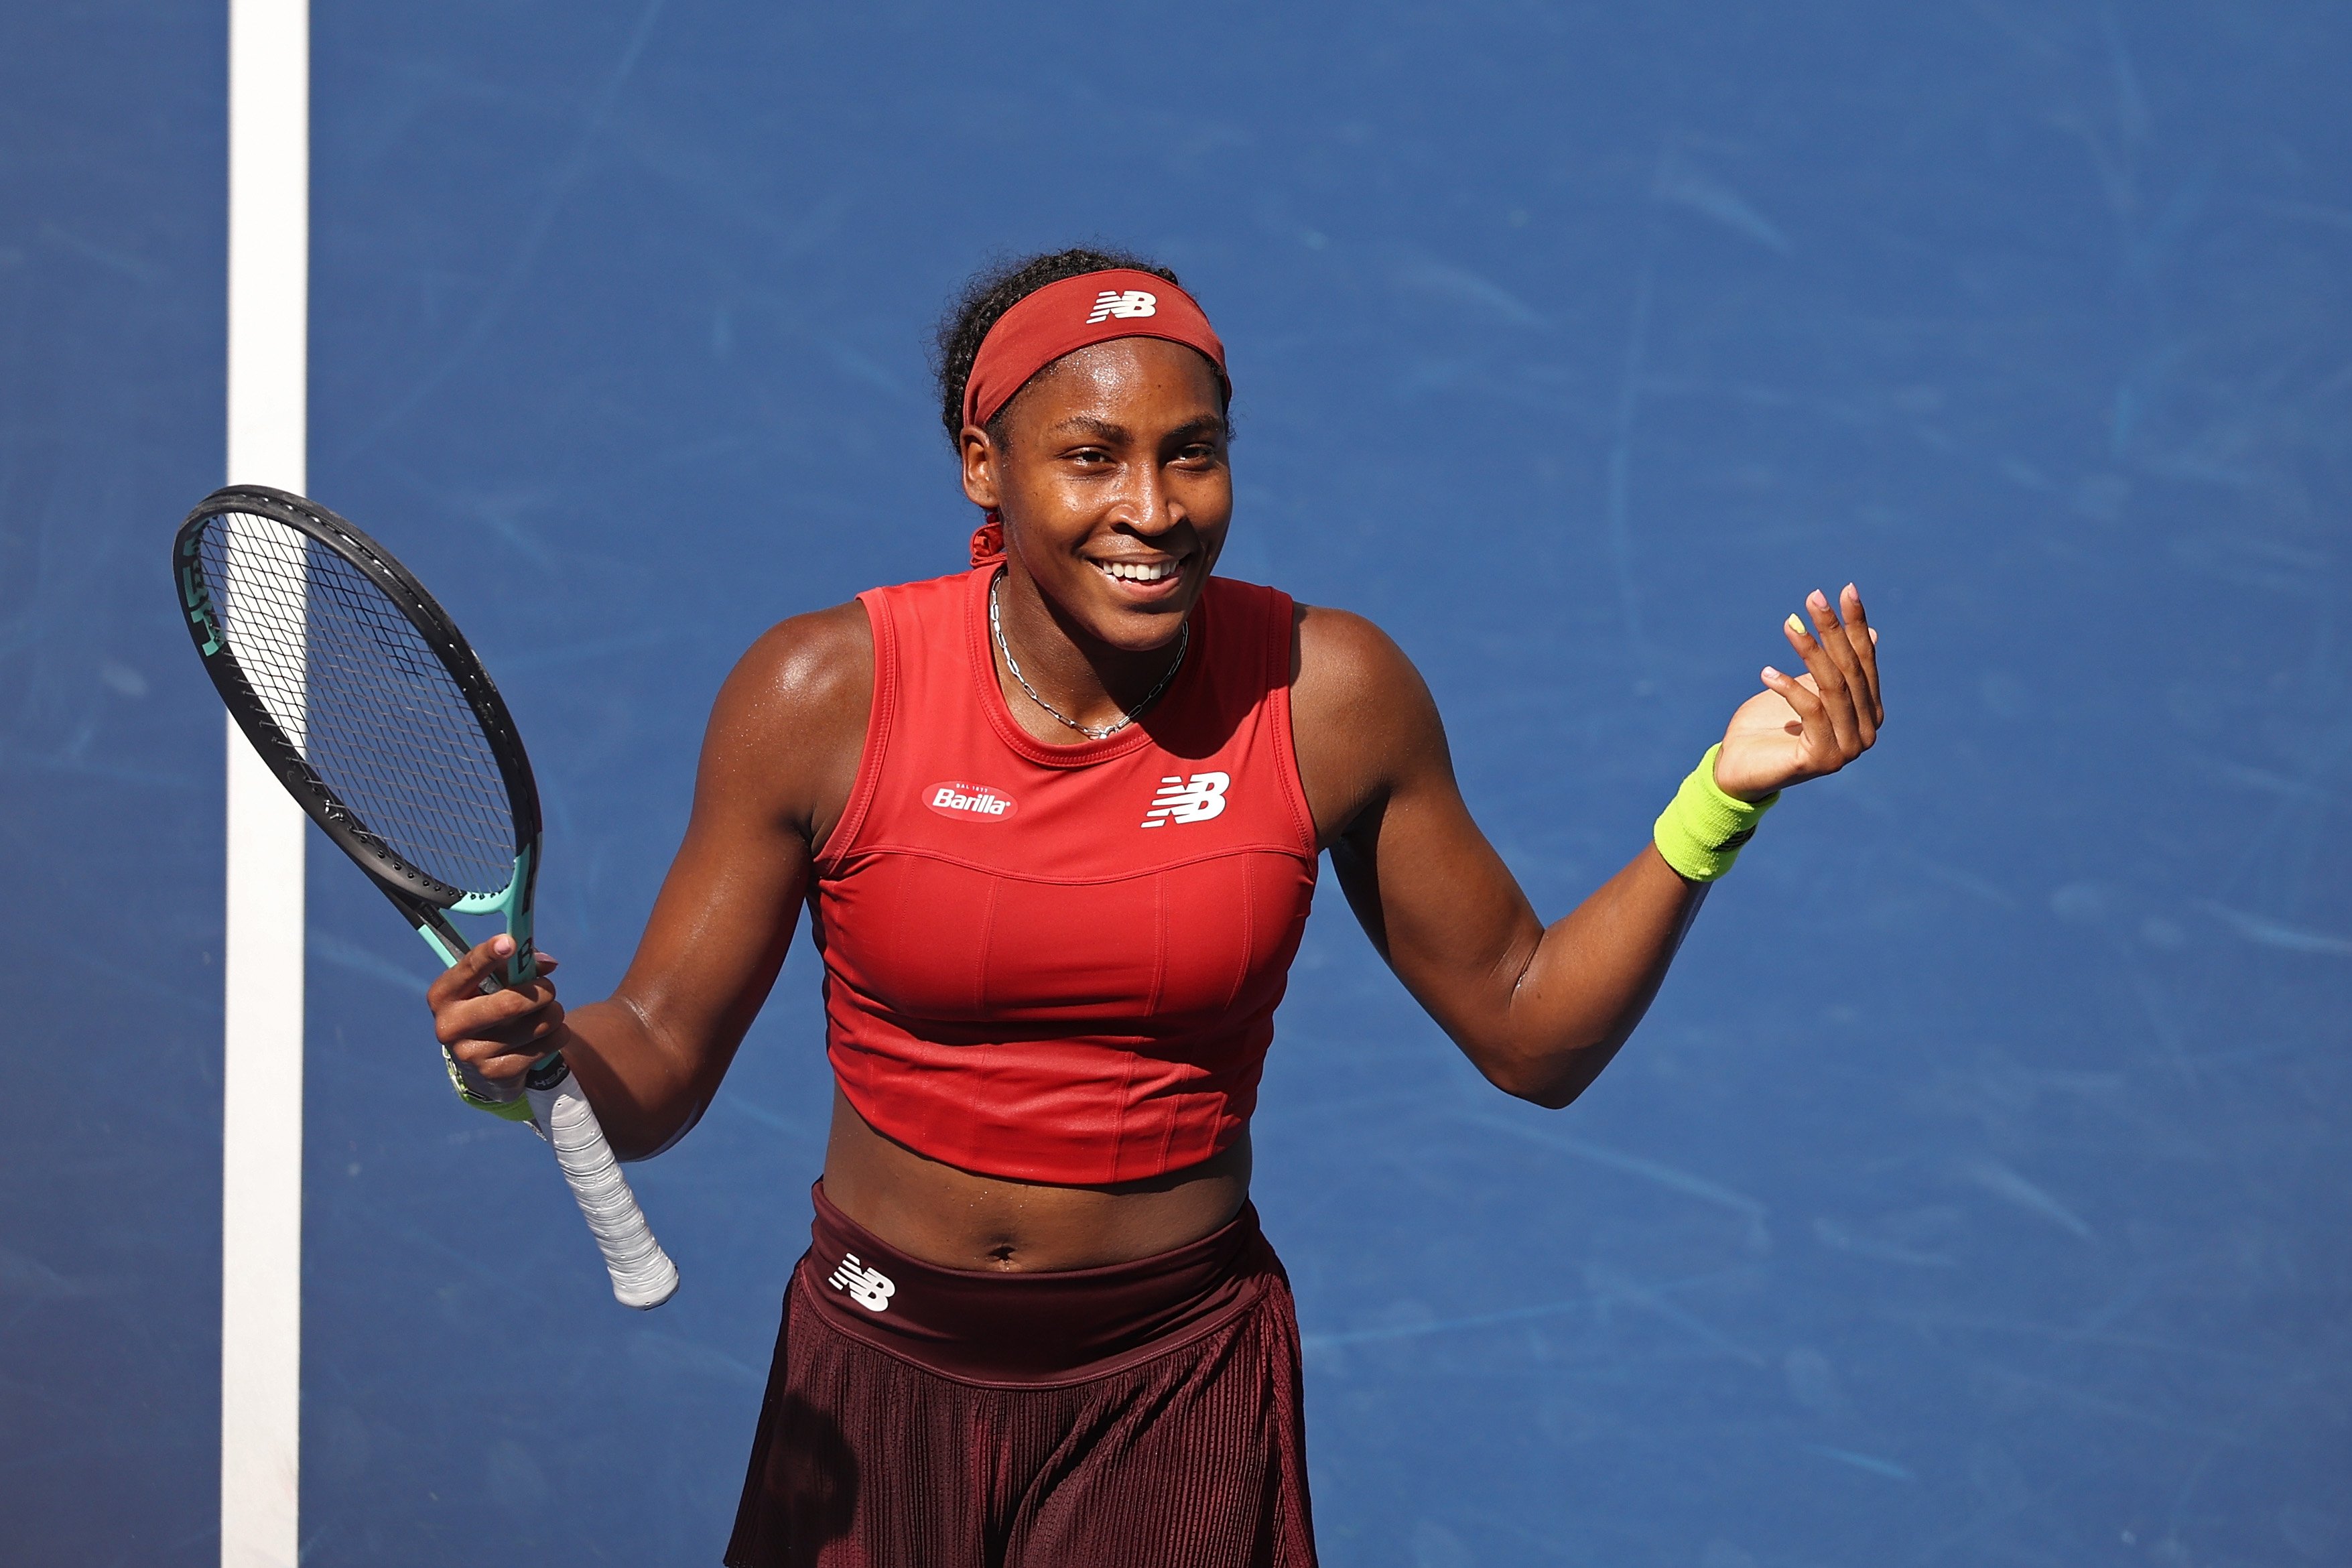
[173,484,679,1309]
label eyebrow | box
[1043,414,1226,443]
[1045,415,1126,442]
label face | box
[960,337,1231,653]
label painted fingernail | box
[1762,665,1783,679]
[1786,614,1807,635]
[1844,582,1859,597]
[493,935,514,956]
[1807,590,1829,610]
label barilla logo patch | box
[1087,288,1159,324]
[925,780,1019,822]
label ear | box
[959,426,1001,511]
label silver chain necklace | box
[989,574,1188,741]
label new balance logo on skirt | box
[827,1254,896,1313]
[1087,289,1158,324]
[1142,771,1229,827]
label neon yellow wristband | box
[443,1042,537,1122]
[1652,743,1778,883]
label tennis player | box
[430,247,1884,1566]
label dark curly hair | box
[929,247,1229,450]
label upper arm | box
[1290,606,1545,1050]
[610,600,872,1083]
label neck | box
[990,567,1186,739]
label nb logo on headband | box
[1087,289,1159,324]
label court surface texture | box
[5,3,2349,1564]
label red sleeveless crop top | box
[812,565,1319,1184]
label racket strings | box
[198,513,519,897]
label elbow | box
[1478,1053,1591,1111]
[604,1126,667,1163]
[1474,1034,1621,1110]
[614,1097,706,1163]
[594,1111,665,1164]
[1502,1074,1585,1112]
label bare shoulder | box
[720,600,873,721]
[1291,602,1437,730]
[697,600,872,840]
[1288,602,1446,845]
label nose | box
[1107,461,1184,541]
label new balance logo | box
[826,1253,896,1313]
[1142,771,1230,827]
[1086,289,1158,324]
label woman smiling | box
[428,246,1884,1567]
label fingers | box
[1758,661,1832,749]
[1801,591,1871,746]
[1835,584,1884,728]
[428,933,565,1084]
[1781,606,1864,761]
[423,936,557,996]
[444,986,568,1080]
[426,933,515,1008]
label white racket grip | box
[526,1073,679,1309]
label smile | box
[1093,559,1183,584]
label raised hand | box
[1712,584,1883,801]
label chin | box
[1086,604,1191,655]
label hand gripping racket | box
[174,484,679,1309]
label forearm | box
[1474,578,1882,1100]
[552,994,714,1162]
[1480,846,1707,1108]
[1307,586,1874,1115]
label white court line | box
[222,2,308,1565]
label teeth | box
[1098,560,1179,583]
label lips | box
[1092,557,1183,584]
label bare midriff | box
[818,1086,1252,1272]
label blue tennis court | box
[7,3,2349,1563]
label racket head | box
[172,485,542,929]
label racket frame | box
[174,484,541,987]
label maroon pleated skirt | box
[724,1183,1317,1567]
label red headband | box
[962,269,1228,432]
[962,270,1228,564]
